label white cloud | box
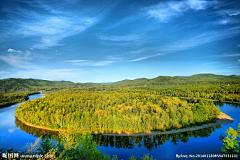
[33,36,61,49]
[66,59,116,66]
[228,66,239,69]
[220,9,240,17]
[187,0,214,10]
[0,71,10,75]
[238,59,240,62]
[212,9,240,26]
[146,5,181,22]
[106,56,122,60]
[130,54,163,62]
[3,1,104,50]
[99,34,139,42]
[130,56,152,62]
[0,49,49,69]
[22,17,94,36]
[1,0,116,50]
[7,48,22,53]
[105,14,143,30]
[219,19,229,25]
[19,16,95,49]
[0,55,32,69]
[8,128,19,133]
[220,54,240,57]
[199,53,240,59]
[67,60,89,63]
[0,69,90,82]
[99,34,146,47]
[128,27,240,62]
[145,0,218,22]
[160,27,240,52]
[213,17,240,25]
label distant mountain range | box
[0,74,239,93]
[114,74,240,85]
[0,78,102,93]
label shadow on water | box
[15,117,222,151]
[214,101,240,108]
[92,125,221,151]
[15,118,59,141]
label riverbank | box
[15,112,233,136]
[101,112,233,136]
[181,97,240,104]
[16,116,66,132]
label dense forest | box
[15,89,221,134]
[149,84,240,103]
[84,84,240,104]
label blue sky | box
[0,0,239,83]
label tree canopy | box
[15,88,221,134]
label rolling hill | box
[0,74,239,93]
[0,78,101,93]
[113,74,240,87]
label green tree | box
[220,123,240,154]
[37,137,56,155]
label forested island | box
[15,88,222,134]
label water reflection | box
[92,126,221,151]
[15,117,221,151]
[15,118,59,140]
[214,101,240,108]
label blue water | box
[97,102,240,160]
[0,95,239,159]
[0,94,43,152]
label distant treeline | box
[0,91,39,108]
[149,84,240,103]
[113,74,240,87]
[15,89,220,134]
[1,74,240,93]
[83,84,240,103]
[0,78,103,93]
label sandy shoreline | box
[101,112,233,136]
[16,116,65,132]
[16,112,233,136]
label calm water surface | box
[0,94,44,152]
[0,94,239,159]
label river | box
[0,94,239,159]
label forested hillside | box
[1,74,239,93]
[0,78,102,93]
[113,74,240,87]
[181,74,240,81]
